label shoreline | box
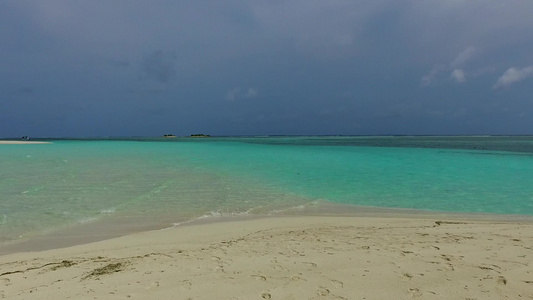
[1,214,532,299]
[2,202,533,256]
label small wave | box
[0,214,7,225]
[100,207,116,215]
[268,201,320,215]
[77,217,98,224]
[170,216,208,227]
[169,206,264,228]
[207,206,264,217]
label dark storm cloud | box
[140,50,177,83]
[109,59,130,68]
[5,87,35,95]
[1,0,533,137]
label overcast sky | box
[1,1,533,137]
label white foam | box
[170,215,209,227]
[77,217,98,224]
[208,206,264,217]
[268,201,319,215]
[100,207,116,215]
[169,206,264,228]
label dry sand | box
[1,216,532,299]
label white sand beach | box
[1,215,532,299]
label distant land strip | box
[0,141,52,144]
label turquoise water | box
[1,136,533,244]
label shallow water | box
[1,136,533,245]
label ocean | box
[1,136,533,247]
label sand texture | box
[1,216,532,299]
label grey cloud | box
[14,87,35,95]
[451,69,466,83]
[493,66,533,89]
[2,1,533,137]
[420,64,446,87]
[451,47,477,68]
[140,50,177,83]
[250,1,389,58]
[245,88,257,98]
[110,59,130,68]
[422,47,478,85]
[226,88,240,101]
[226,87,258,101]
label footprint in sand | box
[330,279,344,288]
[496,276,507,285]
[180,280,192,290]
[408,287,422,298]
[302,262,318,268]
[251,275,267,281]
[317,287,330,296]
[146,281,160,290]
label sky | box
[1,1,533,137]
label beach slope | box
[1,216,532,299]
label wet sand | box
[1,215,532,299]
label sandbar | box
[1,215,532,299]
[0,141,51,144]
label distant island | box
[162,134,210,138]
[190,134,210,137]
